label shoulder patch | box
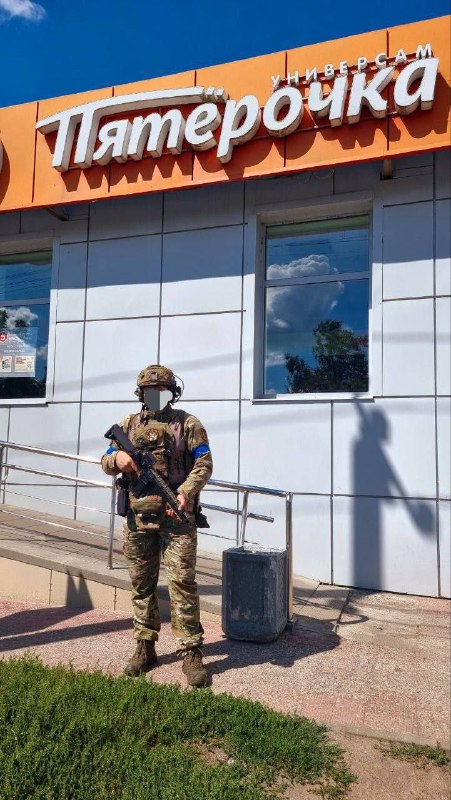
[192,444,210,460]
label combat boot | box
[124,640,157,677]
[182,648,208,687]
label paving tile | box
[414,596,451,613]
[295,585,350,633]
[416,702,451,743]
[0,599,449,747]
[363,693,419,738]
[415,635,451,661]
[417,622,451,638]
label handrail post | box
[285,492,294,625]
[239,490,250,547]
[107,480,117,569]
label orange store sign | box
[0,16,449,213]
[36,52,438,172]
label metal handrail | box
[0,439,294,623]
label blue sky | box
[0,0,449,108]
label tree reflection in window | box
[285,320,368,394]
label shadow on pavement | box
[203,627,341,675]
[0,606,131,654]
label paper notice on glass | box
[0,356,12,373]
[0,327,38,378]
[14,355,36,373]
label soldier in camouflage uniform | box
[101,365,213,687]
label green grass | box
[377,741,451,769]
[0,657,356,800]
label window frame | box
[248,192,380,402]
[0,231,58,406]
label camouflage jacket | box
[101,406,213,504]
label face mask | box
[143,387,173,411]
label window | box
[263,215,370,396]
[0,250,52,400]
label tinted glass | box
[0,251,52,400]
[266,216,369,281]
[0,252,52,302]
[264,279,369,394]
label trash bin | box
[222,545,288,642]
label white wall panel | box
[334,161,380,194]
[437,398,451,500]
[294,494,331,582]
[8,403,80,477]
[240,491,288,550]
[333,495,438,595]
[181,400,240,483]
[241,230,257,399]
[89,194,162,240]
[435,149,451,201]
[436,297,451,396]
[161,226,243,315]
[82,317,159,401]
[333,398,437,499]
[383,202,433,299]
[53,322,83,402]
[217,490,331,580]
[159,313,241,400]
[245,170,333,213]
[21,207,88,244]
[77,401,141,482]
[239,400,331,495]
[0,408,9,441]
[57,242,87,322]
[383,298,435,396]
[436,199,451,297]
[197,489,239,556]
[234,490,331,581]
[378,171,433,204]
[439,501,450,598]
[86,235,161,320]
[164,182,243,232]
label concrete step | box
[0,504,319,618]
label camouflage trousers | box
[123,511,203,657]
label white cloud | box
[266,255,343,333]
[265,351,286,368]
[0,0,46,22]
[37,344,48,359]
[267,254,332,281]
[1,306,39,329]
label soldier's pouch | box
[130,494,165,516]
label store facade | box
[0,16,449,596]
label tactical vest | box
[126,409,192,493]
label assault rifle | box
[104,424,190,525]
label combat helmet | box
[135,364,182,402]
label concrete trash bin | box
[222,545,288,642]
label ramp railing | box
[0,440,294,622]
